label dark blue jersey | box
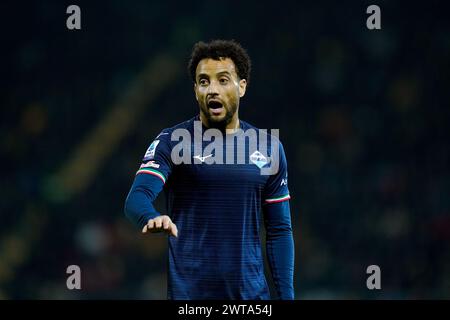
[125,115,294,299]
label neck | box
[199,113,240,133]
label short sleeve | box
[263,141,291,204]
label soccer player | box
[124,39,294,299]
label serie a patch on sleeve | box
[143,140,160,161]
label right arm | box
[124,131,177,236]
[124,171,164,228]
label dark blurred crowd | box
[1,0,449,299]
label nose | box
[207,80,219,95]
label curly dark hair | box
[188,39,251,85]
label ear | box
[194,83,198,101]
[238,79,247,98]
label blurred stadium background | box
[1,0,449,299]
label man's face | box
[194,57,247,128]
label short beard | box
[202,103,237,130]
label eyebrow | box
[197,71,232,79]
[216,71,232,76]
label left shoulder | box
[240,120,283,148]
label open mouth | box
[207,100,224,115]
[208,100,223,109]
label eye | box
[199,78,209,86]
[219,77,229,84]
